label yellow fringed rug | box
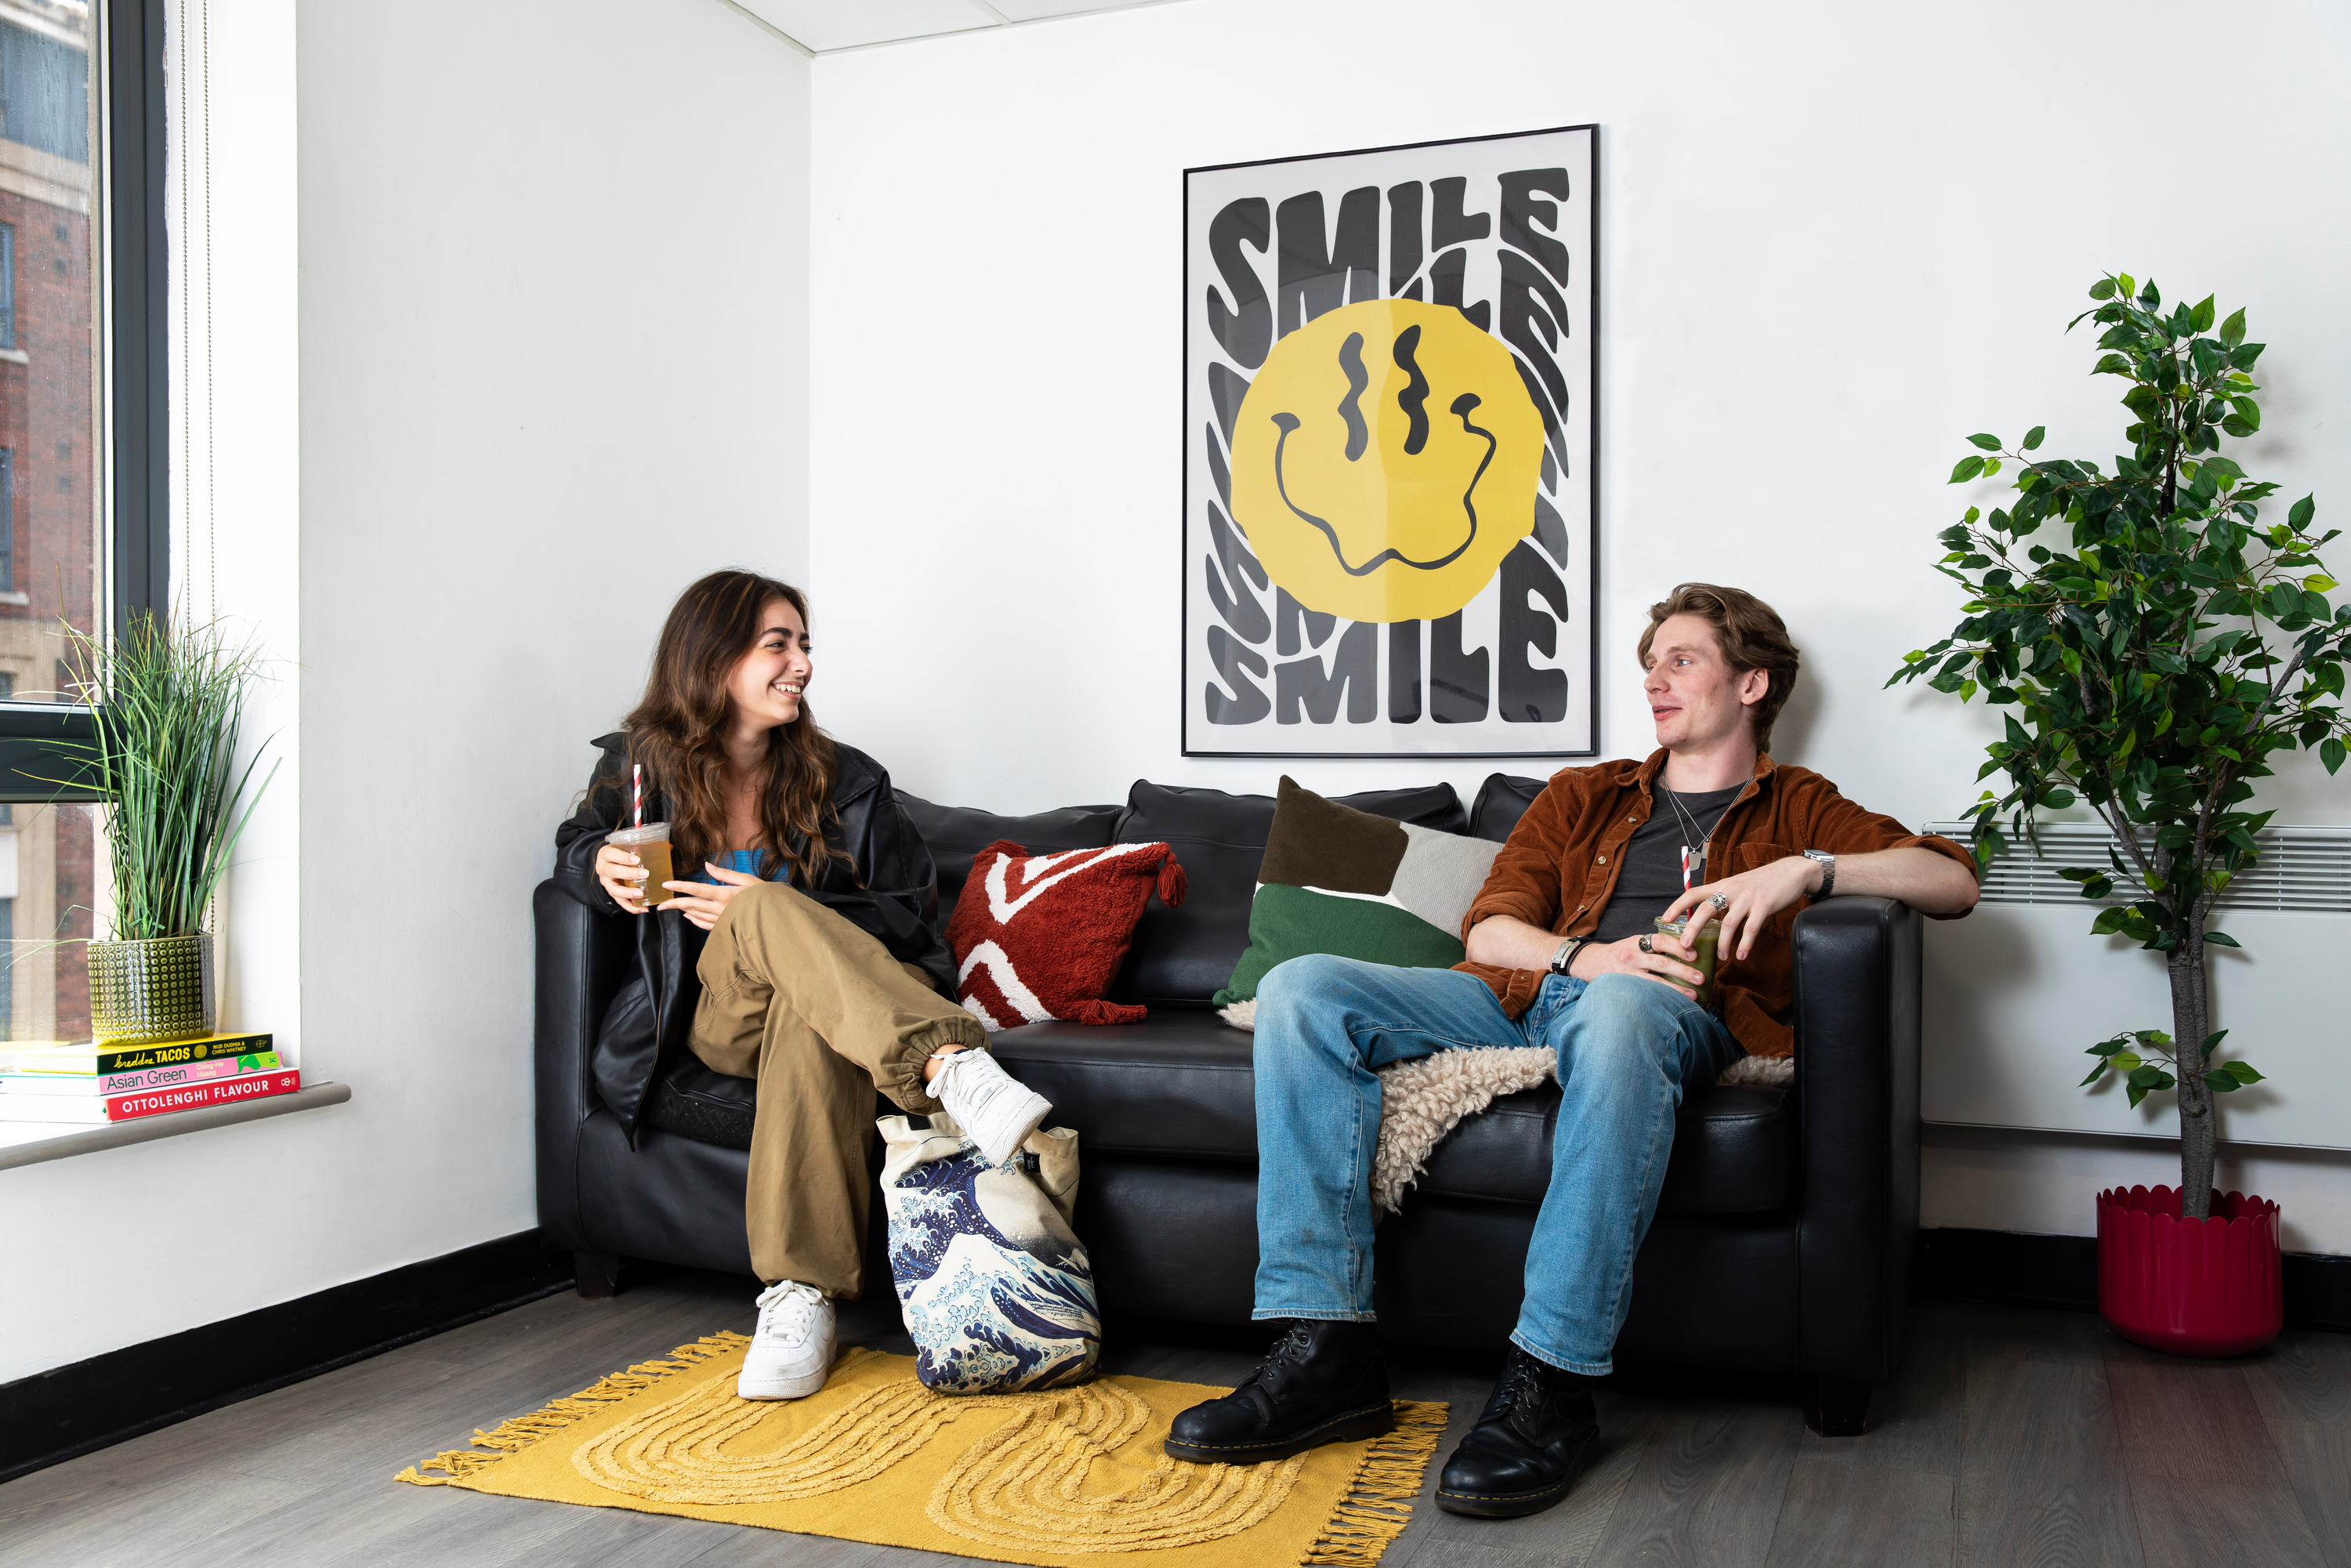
[397,1332,1447,1568]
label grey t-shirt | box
[1591,782,1744,944]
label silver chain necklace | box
[1657,777,1748,886]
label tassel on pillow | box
[1157,857,1188,911]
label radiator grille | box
[1922,820,2351,915]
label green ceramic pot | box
[87,932,216,1045]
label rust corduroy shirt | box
[1456,750,1975,1058]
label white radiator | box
[1918,821,2351,1153]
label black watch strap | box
[1552,935,1594,975]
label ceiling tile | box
[730,0,994,52]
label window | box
[0,10,89,162]
[0,0,165,726]
[0,2,107,715]
[0,1,167,1043]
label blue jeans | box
[1251,955,1741,1376]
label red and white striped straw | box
[632,764,643,830]
[1681,846,1692,891]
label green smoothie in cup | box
[1653,917,1720,1009]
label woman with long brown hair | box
[552,570,1050,1401]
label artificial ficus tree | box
[1890,273,2349,1220]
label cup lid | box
[606,823,671,844]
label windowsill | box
[0,591,28,606]
[0,349,27,365]
[0,1081,352,1171]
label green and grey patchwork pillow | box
[1214,777,1505,1028]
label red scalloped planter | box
[2096,1186,2282,1357]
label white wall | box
[0,0,812,1383]
[808,2,2351,1244]
[809,0,2351,821]
[1924,1125,2351,1258]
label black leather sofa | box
[535,774,1922,1435]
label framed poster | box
[1183,124,1598,759]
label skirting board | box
[0,1229,573,1485]
[1918,1226,2351,1333]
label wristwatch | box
[1803,849,1837,899]
[1549,936,1592,976]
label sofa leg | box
[1805,1376,1875,1436]
[574,1251,623,1300]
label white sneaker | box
[933,1048,1052,1166]
[737,1280,835,1400]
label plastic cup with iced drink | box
[607,823,676,908]
[1654,916,1719,1009]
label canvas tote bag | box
[877,1111,1102,1393]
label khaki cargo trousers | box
[687,882,987,1296]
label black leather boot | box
[1164,1320,1393,1464]
[1435,1346,1600,1517]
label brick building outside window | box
[0,0,99,1044]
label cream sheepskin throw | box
[1217,999,1795,1214]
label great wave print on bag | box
[878,1112,1101,1394]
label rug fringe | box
[1299,1400,1449,1567]
[394,1331,748,1487]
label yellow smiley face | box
[1230,299,1544,624]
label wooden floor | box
[5,1269,2348,1567]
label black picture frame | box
[1182,122,1599,761]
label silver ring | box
[1710,893,1731,910]
[1639,934,1654,954]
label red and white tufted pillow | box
[946,839,1187,1029]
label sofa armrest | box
[1791,895,1922,1385]
[534,878,637,1250]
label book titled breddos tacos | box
[2,1031,275,1076]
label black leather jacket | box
[552,731,952,1145]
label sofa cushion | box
[640,1050,908,1157]
[1216,777,1503,1006]
[899,795,1123,931]
[989,1013,1258,1159]
[987,1016,1793,1215]
[949,839,1186,1028]
[1469,773,1550,843]
[1413,1081,1792,1212]
[1108,780,1469,1008]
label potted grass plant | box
[58,613,276,1045]
[1891,272,2347,1356]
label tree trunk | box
[2168,935,2215,1220]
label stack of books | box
[0,1032,295,1124]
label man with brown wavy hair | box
[1636,582,1803,749]
[1168,582,1979,1519]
